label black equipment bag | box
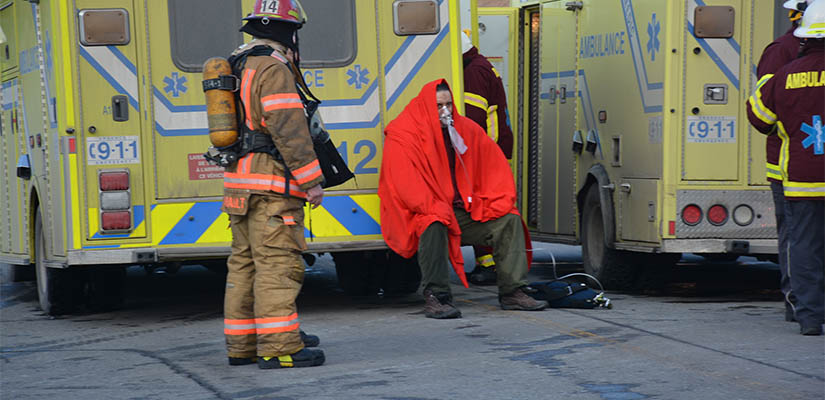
[527,280,599,309]
[302,98,354,188]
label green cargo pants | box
[224,194,307,359]
[417,208,528,295]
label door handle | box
[620,183,631,193]
[112,95,129,122]
[549,85,556,104]
[560,85,567,104]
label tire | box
[34,211,80,315]
[333,250,421,296]
[580,185,638,290]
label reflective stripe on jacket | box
[463,47,513,158]
[464,92,499,143]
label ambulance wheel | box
[581,185,638,291]
[333,250,383,296]
[34,211,80,315]
[333,250,421,296]
[382,251,421,295]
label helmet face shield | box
[243,0,307,26]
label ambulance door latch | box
[112,95,129,122]
[703,84,727,104]
[565,1,583,11]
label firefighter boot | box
[467,254,497,286]
[499,286,549,311]
[229,331,319,365]
[258,348,326,369]
[300,330,320,347]
[422,290,462,319]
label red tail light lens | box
[707,204,728,226]
[101,211,131,231]
[681,204,702,226]
[99,171,130,191]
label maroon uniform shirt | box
[755,26,801,182]
[463,47,513,159]
[747,43,825,200]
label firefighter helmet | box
[784,0,812,11]
[243,0,307,26]
[461,30,473,54]
[795,0,825,38]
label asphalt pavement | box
[1,244,822,400]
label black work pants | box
[786,199,824,326]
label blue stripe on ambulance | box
[319,197,381,235]
[78,46,139,110]
[159,202,224,245]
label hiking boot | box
[467,266,497,286]
[423,290,462,319]
[258,348,326,369]
[228,356,257,366]
[300,330,320,347]
[500,286,549,311]
[800,322,823,336]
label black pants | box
[786,199,825,326]
[770,182,794,306]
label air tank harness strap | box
[202,75,240,92]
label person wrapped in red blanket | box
[378,79,547,319]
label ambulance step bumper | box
[660,239,777,254]
[66,241,389,266]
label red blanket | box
[379,79,528,288]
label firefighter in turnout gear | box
[754,0,811,323]
[746,0,825,336]
[461,31,515,286]
[222,0,326,368]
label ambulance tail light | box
[98,170,132,232]
[707,204,728,226]
[99,171,130,191]
[732,205,754,226]
[101,211,132,231]
[681,204,702,226]
[100,191,130,210]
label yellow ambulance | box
[477,0,783,289]
[0,0,469,313]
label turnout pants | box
[418,208,528,295]
[224,195,307,358]
[770,182,794,307]
[785,199,824,326]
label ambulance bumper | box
[660,239,778,254]
[65,240,389,266]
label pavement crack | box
[564,309,825,383]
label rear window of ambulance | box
[169,0,356,72]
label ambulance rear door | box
[681,0,747,182]
[75,0,148,242]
